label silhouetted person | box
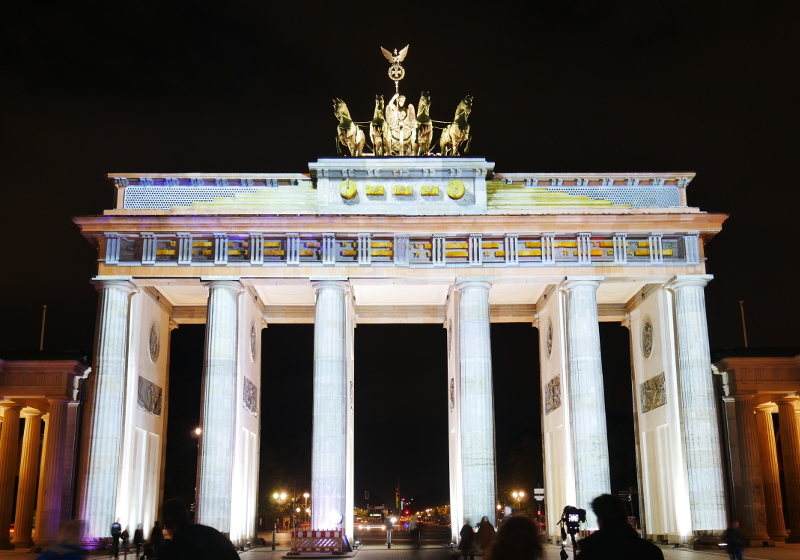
[156,500,238,560]
[476,516,496,551]
[576,494,663,560]
[459,521,475,560]
[133,525,144,559]
[724,520,744,560]
[150,521,163,557]
[111,520,122,559]
[409,518,421,548]
[485,515,543,560]
[37,520,87,560]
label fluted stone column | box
[37,399,69,545]
[196,280,242,533]
[563,278,610,529]
[755,405,787,541]
[455,281,496,526]
[11,411,43,548]
[311,281,349,531]
[776,398,800,542]
[0,403,23,549]
[670,276,726,533]
[731,395,770,543]
[80,280,136,544]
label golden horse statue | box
[334,98,365,157]
[414,91,433,156]
[370,95,390,156]
[439,95,472,156]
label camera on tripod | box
[558,504,586,556]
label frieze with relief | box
[243,377,258,416]
[640,372,666,413]
[137,376,163,417]
[544,375,562,415]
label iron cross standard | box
[381,45,408,94]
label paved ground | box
[2,535,799,559]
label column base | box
[11,539,33,549]
[786,535,800,543]
[0,543,14,550]
[769,534,787,543]
[743,538,775,547]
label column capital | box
[0,402,23,411]
[667,274,714,290]
[202,279,244,294]
[90,277,138,294]
[775,396,800,407]
[453,279,492,292]
[561,276,603,291]
[21,409,45,419]
[311,279,350,294]
[755,403,778,413]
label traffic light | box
[404,510,410,516]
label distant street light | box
[512,491,525,512]
[194,427,201,435]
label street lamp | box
[303,493,310,524]
[512,491,525,512]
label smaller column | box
[776,398,800,542]
[0,404,23,549]
[11,411,44,548]
[754,404,787,541]
[731,395,771,543]
[37,398,69,546]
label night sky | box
[2,2,798,514]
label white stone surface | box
[310,158,492,215]
[12,411,43,548]
[455,280,496,527]
[37,399,68,544]
[196,280,242,532]
[669,276,726,533]
[311,281,350,531]
[79,280,136,543]
[629,287,692,542]
[562,278,610,530]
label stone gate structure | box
[69,157,730,546]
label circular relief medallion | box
[339,179,357,199]
[250,322,257,361]
[148,322,160,363]
[447,179,466,200]
[546,319,553,358]
[642,318,654,358]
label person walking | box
[476,516,496,552]
[149,521,163,558]
[459,521,475,560]
[110,520,122,559]
[576,494,663,559]
[385,515,394,548]
[409,518,420,548]
[133,525,144,559]
[485,515,543,560]
[724,520,745,560]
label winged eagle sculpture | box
[381,45,409,64]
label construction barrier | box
[291,530,343,552]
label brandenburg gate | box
[71,154,729,546]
